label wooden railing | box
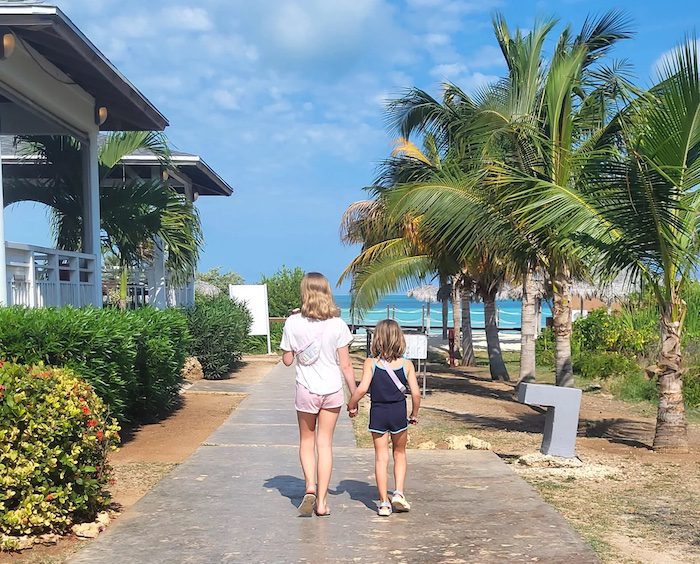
[5,242,97,308]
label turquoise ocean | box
[335,294,552,335]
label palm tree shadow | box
[333,479,377,512]
[263,475,306,508]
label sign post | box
[229,284,272,355]
[404,332,428,397]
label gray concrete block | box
[517,383,582,458]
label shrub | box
[260,266,304,317]
[131,308,190,419]
[0,307,190,423]
[244,320,283,354]
[573,308,655,356]
[0,363,120,541]
[573,351,642,380]
[186,295,252,379]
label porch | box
[0,4,167,308]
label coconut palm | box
[385,11,633,386]
[6,132,203,307]
[508,38,700,452]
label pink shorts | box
[295,382,344,414]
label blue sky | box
[4,0,699,289]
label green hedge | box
[186,295,251,379]
[0,307,189,424]
[244,320,283,354]
[0,363,120,544]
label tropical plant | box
[382,11,633,387]
[186,294,252,379]
[0,363,120,542]
[517,38,700,452]
[261,266,306,317]
[5,132,203,308]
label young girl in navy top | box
[347,319,421,516]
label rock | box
[36,533,61,545]
[181,356,204,381]
[518,453,583,468]
[584,383,602,392]
[446,434,492,451]
[72,522,104,539]
[95,511,111,526]
[416,440,436,450]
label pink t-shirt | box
[280,314,353,395]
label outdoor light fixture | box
[1,32,16,60]
[192,191,199,202]
[162,169,169,181]
[95,106,108,126]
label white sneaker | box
[391,492,411,512]
[377,501,392,517]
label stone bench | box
[517,383,582,458]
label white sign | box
[229,284,272,353]
[404,333,427,360]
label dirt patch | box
[351,358,700,563]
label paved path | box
[73,363,597,563]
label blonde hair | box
[371,319,406,361]
[300,272,340,321]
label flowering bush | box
[0,362,119,542]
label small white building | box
[0,3,167,307]
[0,4,234,310]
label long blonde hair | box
[371,319,406,361]
[300,272,340,321]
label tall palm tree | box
[511,39,700,452]
[385,11,633,386]
[6,132,203,307]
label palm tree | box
[512,39,700,452]
[384,11,633,386]
[6,132,203,307]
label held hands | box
[409,414,419,425]
[347,403,359,418]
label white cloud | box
[161,7,213,31]
[431,62,468,79]
[211,89,240,111]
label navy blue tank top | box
[369,360,408,403]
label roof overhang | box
[118,154,234,197]
[0,4,168,131]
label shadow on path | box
[333,479,377,512]
[264,475,306,508]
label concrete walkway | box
[73,363,597,563]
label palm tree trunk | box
[652,300,688,453]
[452,280,462,355]
[460,289,476,367]
[519,270,537,383]
[552,268,573,387]
[484,291,509,381]
[119,265,128,311]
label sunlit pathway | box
[72,362,597,563]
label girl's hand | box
[347,403,358,417]
[409,415,419,425]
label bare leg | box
[297,411,317,494]
[315,407,340,513]
[372,432,390,503]
[391,430,408,494]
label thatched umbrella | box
[194,280,221,297]
[407,284,439,332]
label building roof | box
[0,136,233,197]
[0,3,168,131]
